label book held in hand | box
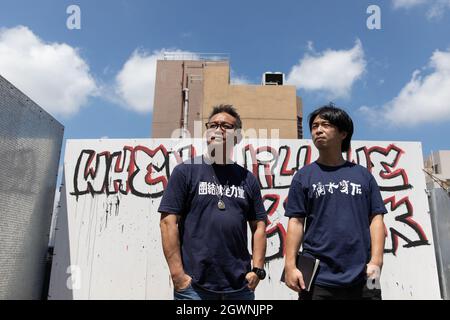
[280,252,320,292]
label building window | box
[297,116,303,139]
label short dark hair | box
[308,103,354,152]
[208,104,242,129]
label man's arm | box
[249,220,267,268]
[284,217,306,292]
[160,213,191,291]
[246,220,267,291]
[367,213,385,278]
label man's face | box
[311,115,347,151]
[205,112,237,146]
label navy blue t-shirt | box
[285,161,387,288]
[158,156,266,293]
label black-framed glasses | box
[205,122,235,130]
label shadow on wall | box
[47,173,74,300]
[41,246,54,299]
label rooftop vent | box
[262,72,284,85]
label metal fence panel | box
[0,75,64,299]
[429,188,450,300]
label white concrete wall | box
[49,138,441,300]
[437,151,450,177]
[424,150,450,189]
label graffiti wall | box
[48,138,441,300]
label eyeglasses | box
[205,122,235,130]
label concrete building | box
[424,150,450,190]
[152,53,303,139]
[0,74,64,299]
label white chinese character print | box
[311,180,362,198]
[229,185,238,198]
[350,183,362,196]
[339,180,350,195]
[225,186,233,197]
[237,187,245,199]
[207,182,216,195]
[199,182,208,195]
[325,182,339,194]
[216,184,224,196]
[312,182,326,198]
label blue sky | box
[1,0,450,166]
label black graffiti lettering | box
[67,142,434,271]
[272,145,312,189]
[244,144,279,189]
[72,145,174,199]
[169,144,198,166]
[128,145,169,198]
[71,150,110,199]
[344,147,353,162]
[355,147,369,168]
[296,145,312,169]
[263,194,287,262]
[178,144,197,162]
[106,149,132,195]
[383,196,429,255]
[272,146,295,189]
[257,146,278,189]
[356,144,412,192]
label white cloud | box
[359,50,450,126]
[286,40,366,99]
[114,49,197,113]
[230,75,250,85]
[180,32,193,38]
[392,0,450,19]
[114,50,159,113]
[306,41,315,52]
[392,0,427,9]
[0,26,97,117]
[426,0,450,18]
[230,69,250,85]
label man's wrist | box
[369,258,383,267]
[285,259,297,271]
[170,268,185,280]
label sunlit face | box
[205,112,237,146]
[311,115,347,151]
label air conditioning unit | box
[262,72,284,85]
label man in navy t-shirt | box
[284,104,387,300]
[159,104,267,300]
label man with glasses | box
[159,104,267,300]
